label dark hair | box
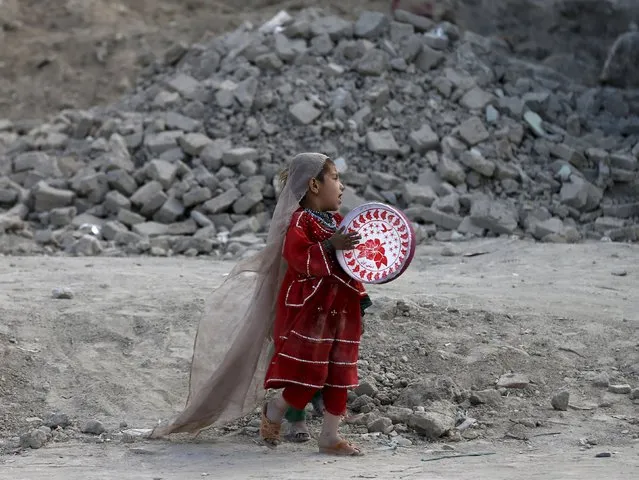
[279,158,335,188]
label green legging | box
[285,391,322,422]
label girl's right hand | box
[329,227,361,250]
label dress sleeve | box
[283,213,334,277]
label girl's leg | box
[317,386,362,455]
[261,385,317,445]
[284,406,310,443]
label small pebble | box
[595,452,612,458]
[52,287,74,299]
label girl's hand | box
[329,227,361,250]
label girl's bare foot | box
[318,436,363,456]
[286,421,311,443]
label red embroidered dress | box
[264,209,367,391]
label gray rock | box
[470,198,519,235]
[469,389,501,406]
[551,391,570,411]
[366,131,400,155]
[68,235,103,256]
[367,416,393,434]
[146,160,178,189]
[355,378,379,398]
[408,410,455,440]
[415,44,444,71]
[405,205,462,230]
[289,101,322,125]
[44,412,71,429]
[608,384,632,395]
[20,429,48,449]
[437,156,466,186]
[402,183,437,206]
[49,206,76,227]
[393,9,435,32]
[460,87,495,110]
[496,373,530,389]
[386,406,413,424]
[222,147,258,167]
[457,116,490,146]
[356,49,389,76]
[132,222,170,238]
[153,197,185,224]
[81,420,106,435]
[179,133,213,156]
[408,124,439,153]
[354,11,389,39]
[32,181,74,212]
[203,188,242,214]
[52,288,74,300]
[459,149,495,177]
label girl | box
[150,153,369,457]
[259,155,370,456]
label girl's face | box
[308,163,344,212]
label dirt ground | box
[1,238,638,478]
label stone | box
[146,159,178,189]
[497,373,530,389]
[551,391,570,411]
[118,209,146,227]
[367,416,393,434]
[402,183,437,206]
[404,205,462,230]
[366,131,400,156]
[131,181,164,208]
[32,181,74,212]
[355,378,379,398]
[182,187,212,207]
[107,170,137,196]
[52,288,74,300]
[104,190,131,214]
[469,389,501,406]
[459,149,496,177]
[153,197,185,224]
[223,147,259,167]
[44,413,71,429]
[532,217,565,240]
[470,198,519,235]
[437,156,466,186]
[132,222,170,238]
[310,16,353,41]
[415,44,444,71]
[289,101,322,125]
[386,406,413,424]
[608,384,632,395]
[68,235,103,256]
[144,131,183,156]
[81,420,106,435]
[203,188,242,214]
[592,372,610,388]
[460,87,495,110]
[408,410,455,440]
[408,124,439,153]
[457,116,490,146]
[20,429,48,449]
[233,191,263,215]
[178,133,213,156]
[49,206,76,227]
[356,49,389,76]
[166,73,201,98]
[354,11,389,39]
[393,9,435,32]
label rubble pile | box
[0,8,638,258]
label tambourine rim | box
[336,202,415,284]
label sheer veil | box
[151,153,328,437]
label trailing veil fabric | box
[151,153,328,437]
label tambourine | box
[336,202,416,284]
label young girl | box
[259,155,370,456]
[150,153,369,457]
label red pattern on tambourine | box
[337,202,416,284]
